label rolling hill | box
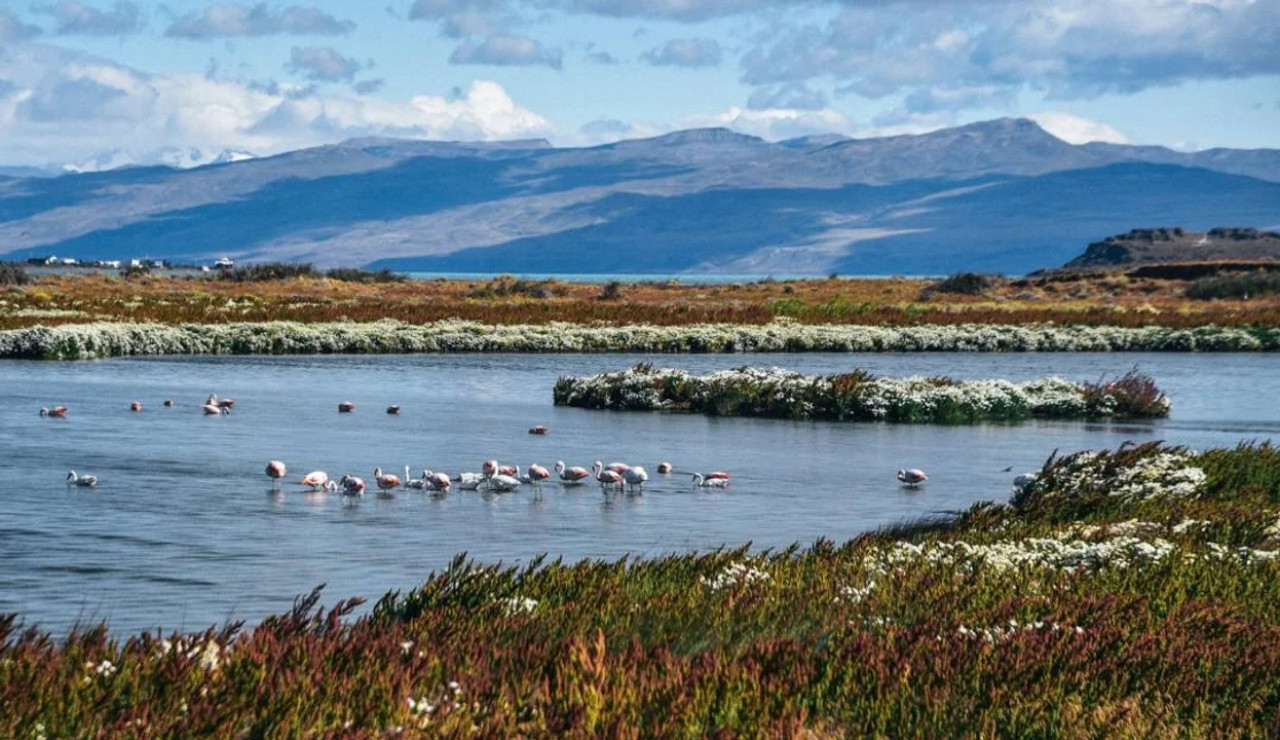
[1,118,1276,275]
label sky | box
[0,0,1277,169]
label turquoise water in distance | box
[404,272,935,284]
[1,351,1274,634]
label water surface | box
[0,352,1273,634]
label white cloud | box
[286,46,363,82]
[166,3,355,39]
[34,1,144,36]
[0,43,553,168]
[1027,112,1129,144]
[679,105,852,141]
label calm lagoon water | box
[0,352,1275,634]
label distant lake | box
[404,272,936,284]
[2,352,1273,634]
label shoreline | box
[2,319,1278,359]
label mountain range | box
[1,118,1277,275]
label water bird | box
[482,473,522,493]
[207,394,234,409]
[528,425,549,435]
[605,461,629,474]
[423,470,452,493]
[66,470,98,487]
[265,460,287,487]
[453,472,486,490]
[40,406,68,418]
[387,405,400,415]
[554,460,591,484]
[593,461,624,492]
[300,471,330,491]
[163,399,175,407]
[623,466,649,493]
[897,469,929,488]
[657,462,673,474]
[372,467,401,492]
[202,402,228,415]
[338,401,356,413]
[692,473,729,488]
[403,466,429,490]
[130,401,143,412]
[339,475,366,496]
[482,460,518,477]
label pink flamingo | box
[300,471,330,491]
[339,475,366,496]
[338,401,356,413]
[373,467,401,492]
[528,425,549,435]
[554,461,591,484]
[130,401,143,412]
[40,406,69,418]
[265,460,287,488]
[657,462,673,474]
[425,470,452,492]
[897,469,928,488]
[592,461,624,492]
[605,461,629,474]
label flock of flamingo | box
[47,394,933,493]
[263,459,734,497]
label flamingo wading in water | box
[554,461,591,485]
[897,469,928,488]
[339,475,366,496]
[593,461,624,493]
[693,473,730,489]
[300,471,330,491]
[623,466,649,493]
[265,460,287,488]
[373,467,401,493]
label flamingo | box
[554,460,591,485]
[66,470,98,488]
[207,394,234,409]
[338,401,356,413]
[528,425,549,435]
[622,466,649,493]
[524,463,552,484]
[40,406,68,418]
[202,402,226,415]
[373,467,401,492]
[265,460,287,488]
[692,473,730,489]
[452,472,486,490]
[339,475,366,496]
[386,405,401,415]
[423,470,452,493]
[897,469,928,488]
[130,401,143,412]
[657,462,673,474]
[605,461,629,474]
[593,462,624,492]
[300,471,330,491]
[482,460,518,477]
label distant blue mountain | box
[1,119,1276,274]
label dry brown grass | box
[1,272,1277,330]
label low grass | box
[2,271,1279,330]
[4,443,1280,736]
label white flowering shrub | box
[555,365,1169,422]
[1,319,1276,359]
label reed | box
[1,319,1276,360]
[5,443,1280,736]
[553,365,1172,422]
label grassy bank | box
[553,365,1172,422]
[4,442,1280,736]
[3,271,1280,331]
[1,319,1277,359]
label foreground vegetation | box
[5,442,1280,736]
[1,319,1276,359]
[4,269,1280,331]
[554,365,1171,422]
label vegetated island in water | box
[554,365,1171,422]
[1,319,1278,359]
[5,442,1280,736]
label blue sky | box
[0,0,1277,169]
